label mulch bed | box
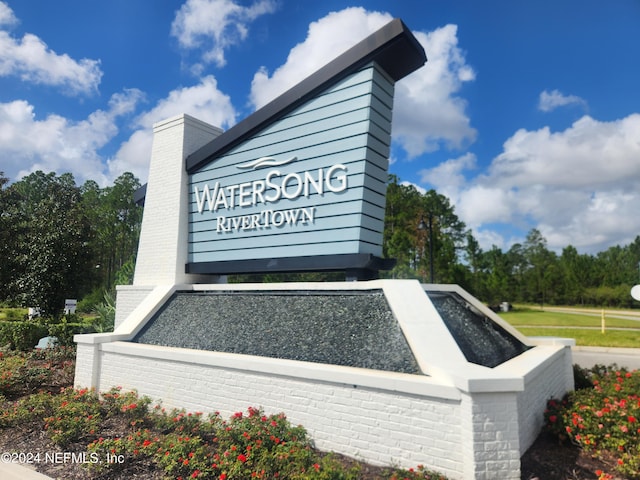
[520,432,622,480]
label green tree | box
[0,171,15,299]
[506,243,527,302]
[80,173,142,292]
[558,245,597,305]
[7,171,92,316]
[98,172,142,288]
[480,245,512,305]
[422,189,469,285]
[383,175,422,278]
[464,230,484,296]
[596,243,639,287]
[522,229,560,307]
[383,175,470,284]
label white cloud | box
[419,152,476,191]
[457,185,514,227]
[473,228,509,252]
[0,89,143,185]
[489,115,640,190]
[0,1,17,27]
[2,74,237,185]
[171,0,277,69]
[250,9,476,159]
[0,2,102,95]
[393,25,477,157]
[107,75,237,182]
[134,75,236,130]
[250,7,392,109]
[427,114,640,253]
[538,89,587,112]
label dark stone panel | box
[134,290,421,375]
[427,291,531,368]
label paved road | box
[572,346,640,370]
[517,307,640,368]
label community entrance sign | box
[77,19,576,480]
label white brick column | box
[133,114,222,286]
[460,391,521,480]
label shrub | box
[545,366,640,479]
[91,290,115,333]
[0,390,58,427]
[101,386,152,426]
[76,288,107,314]
[0,321,49,351]
[0,308,26,321]
[43,387,102,447]
[48,321,95,346]
[0,347,76,398]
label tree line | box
[0,170,141,315]
[1,170,638,315]
[383,175,640,308]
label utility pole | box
[418,213,435,283]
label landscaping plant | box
[545,365,640,479]
[0,348,448,479]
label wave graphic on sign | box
[236,156,297,170]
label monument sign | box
[76,19,575,480]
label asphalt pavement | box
[572,346,640,370]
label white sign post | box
[64,299,77,315]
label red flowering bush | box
[0,346,75,398]
[85,400,447,479]
[545,366,640,479]
[101,386,152,426]
[147,406,355,479]
[43,387,102,447]
[1,350,449,480]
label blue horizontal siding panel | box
[189,198,386,236]
[189,212,384,244]
[190,227,381,255]
[191,241,378,263]
[188,62,394,266]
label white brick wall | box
[90,344,466,478]
[114,285,154,329]
[460,392,521,480]
[517,345,573,452]
[73,336,573,480]
[74,343,98,388]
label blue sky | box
[1,0,639,254]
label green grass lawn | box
[0,307,27,321]
[516,327,640,348]
[501,309,640,328]
[500,308,640,348]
